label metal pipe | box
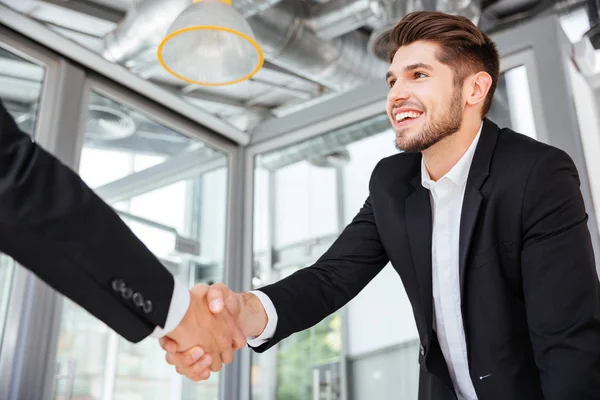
[248,0,388,91]
[305,0,384,39]
[103,0,282,63]
[103,0,388,92]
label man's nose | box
[387,83,409,104]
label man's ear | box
[465,71,492,109]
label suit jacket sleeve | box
[252,161,390,353]
[521,146,600,399]
[0,100,175,343]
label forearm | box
[0,99,174,341]
[240,291,269,338]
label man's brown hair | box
[388,11,500,117]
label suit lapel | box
[458,185,483,302]
[402,119,499,336]
[458,118,499,301]
[405,172,434,335]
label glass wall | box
[52,89,228,400]
[488,65,537,140]
[0,43,45,350]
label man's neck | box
[422,118,481,181]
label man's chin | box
[396,136,436,153]
[396,131,422,152]
[397,143,426,153]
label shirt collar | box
[421,121,483,188]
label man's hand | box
[160,283,268,380]
[162,283,247,374]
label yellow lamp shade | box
[157,0,264,86]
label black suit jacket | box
[254,118,600,399]
[0,100,174,343]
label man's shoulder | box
[377,151,421,168]
[369,152,420,188]
[493,125,571,168]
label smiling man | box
[162,11,600,400]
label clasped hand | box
[159,282,270,381]
[159,283,245,381]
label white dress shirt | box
[153,125,483,400]
[420,124,482,400]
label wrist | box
[240,292,268,337]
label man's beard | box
[395,88,463,153]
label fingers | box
[159,337,178,353]
[189,368,211,382]
[228,316,246,350]
[220,348,234,365]
[207,283,228,313]
[165,346,205,367]
[210,352,224,372]
[232,327,247,350]
[175,354,214,381]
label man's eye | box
[388,79,396,87]
[415,72,427,79]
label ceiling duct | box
[257,113,391,170]
[86,104,137,141]
[300,0,481,61]
[308,148,351,168]
[102,0,388,92]
[103,0,282,63]
[304,0,421,42]
[305,0,418,40]
[10,102,137,141]
[368,0,482,61]
[247,0,388,91]
[305,0,386,40]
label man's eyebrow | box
[386,63,434,81]
[404,63,433,72]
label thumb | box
[207,283,229,314]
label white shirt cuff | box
[246,290,278,347]
[149,278,190,338]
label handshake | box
[159,283,267,381]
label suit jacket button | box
[133,292,144,307]
[111,279,125,292]
[420,344,425,356]
[143,300,153,314]
[121,287,133,300]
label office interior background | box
[0,0,599,399]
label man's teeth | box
[395,111,422,122]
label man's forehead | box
[389,42,441,71]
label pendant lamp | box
[157,0,264,86]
